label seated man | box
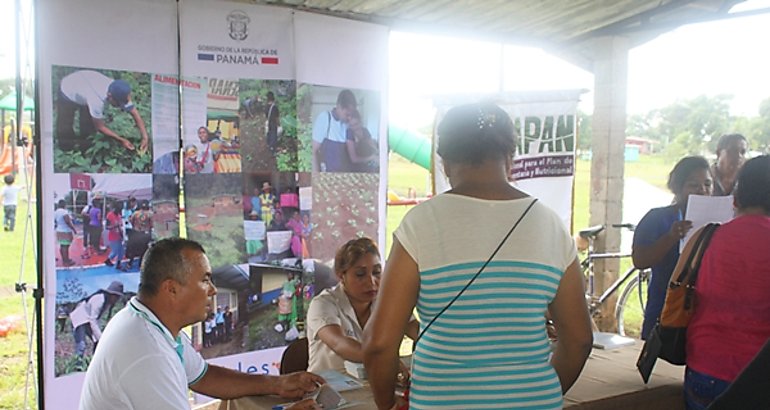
[80,238,323,410]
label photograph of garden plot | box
[52,65,153,173]
[309,172,379,263]
[183,173,247,270]
[239,79,298,173]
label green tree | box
[754,97,770,153]
[659,95,733,155]
[576,110,592,151]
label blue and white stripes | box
[394,195,577,409]
[411,260,563,409]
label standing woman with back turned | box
[363,102,593,410]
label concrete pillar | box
[590,36,628,331]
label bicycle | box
[578,223,650,338]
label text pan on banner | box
[432,91,583,228]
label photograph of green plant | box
[52,65,153,173]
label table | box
[564,343,684,409]
[209,343,684,410]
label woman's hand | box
[395,360,411,387]
[386,393,408,410]
[119,137,135,151]
[668,219,693,240]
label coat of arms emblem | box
[227,10,250,41]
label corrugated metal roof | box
[248,0,750,66]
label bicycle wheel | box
[615,269,649,338]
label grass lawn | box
[384,154,429,254]
[0,195,39,410]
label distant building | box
[625,137,656,155]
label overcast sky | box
[390,0,770,128]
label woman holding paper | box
[683,155,770,410]
[307,237,417,373]
[363,103,593,410]
[632,156,712,340]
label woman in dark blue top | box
[631,156,712,339]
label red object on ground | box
[0,315,21,338]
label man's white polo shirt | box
[80,297,208,410]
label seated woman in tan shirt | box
[306,237,417,372]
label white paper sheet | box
[682,194,735,250]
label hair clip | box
[477,107,496,130]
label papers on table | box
[344,360,367,379]
[592,332,635,350]
[315,369,364,392]
[682,194,735,251]
[274,371,362,410]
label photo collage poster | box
[178,0,390,379]
[37,0,182,406]
[38,0,388,405]
[180,0,387,382]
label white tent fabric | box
[52,173,152,201]
[91,174,152,200]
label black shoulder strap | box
[673,223,719,286]
[414,198,539,346]
[683,223,719,309]
[688,223,719,283]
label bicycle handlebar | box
[611,223,636,231]
[579,223,636,240]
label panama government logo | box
[227,10,250,41]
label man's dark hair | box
[436,102,516,166]
[735,155,770,213]
[266,91,275,101]
[3,174,14,185]
[667,156,710,194]
[716,133,747,158]
[139,238,205,297]
[57,199,66,208]
[336,89,357,109]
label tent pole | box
[14,0,23,176]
